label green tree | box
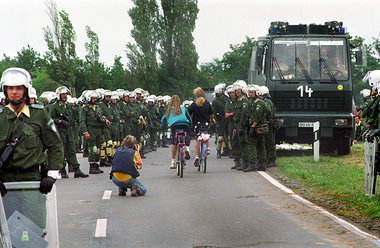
[350,35,380,106]
[109,56,128,90]
[15,45,44,72]
[127,0,160,93]
[43,0,77,88]
[159,0,199,97]
[84,25,101,89]
[0,55,16,76]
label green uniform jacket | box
[234,95,249,129]
[225,98,237,133]
[0,104,64,181]
[49,101,75,128]
[79,104,105,134]
[248,98,266,125]
[212,96,227,133]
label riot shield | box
[2,182,59,248]
[0,196,12,248]
[365,137,379,197]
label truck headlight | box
[334,119,348,127]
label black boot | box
[152,145,157,151]
[162,142,169,148]
[83,149,89,157]
[60,168,69,178]
[68,164,74,173]
[89,163,101,174]
[231,160,239,169]
[217,150,222,159]
[257,162,267,172]
[243,162,258,172]
[74,168,89,178]
[266,159,277,167]
[96,163,104,173]
[237,160,249,171]
[100,159,106,167]
[104,158,112,167]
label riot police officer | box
[50,86,88,178]
[0,67,64,195]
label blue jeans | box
[112,176,147,196]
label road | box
[56,141,379,248]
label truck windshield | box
[271,38,348,81]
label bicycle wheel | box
[202,142,207,173]
[179,158,184,178]
[176,147,181,176]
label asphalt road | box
[56,140,379,248]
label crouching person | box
[110,135,147,197]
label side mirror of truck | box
[355,46,367,66]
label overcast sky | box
[1,0,379,67]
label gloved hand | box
[238,128,244,135]
[0,181,7,197]
[249,126,255,137]
[109,172,113,180]
[39,176,56,194]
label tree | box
[15,45,44,73]
[109,56,128,90]
[126,0,160,93]
[159,0,199,97]
[43,0,77,88]
[84,25,101,89]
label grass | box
[271,143,380,232]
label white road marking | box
[95,219,107,237]
[258,171,380,247]
[102,190,112,200]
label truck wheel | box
[337,136,351,155]
[320,138,335,154]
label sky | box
[1,0,379,67]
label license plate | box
[298,122,314,128]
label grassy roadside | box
[268,143,380,236]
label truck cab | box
[249,21,363,155]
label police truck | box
[248,21,365,155]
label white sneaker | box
[194,157,200,167]
[170,161,176,169]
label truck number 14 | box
[297,85,313,97]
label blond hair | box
[166,95,182,118]
[194,87,206,107]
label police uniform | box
[212,95,228,157]
[0,104,64,181]
[79,102,105,174]
[50,101,88,177]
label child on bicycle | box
[188,87,214,167]
[161,95,192,169]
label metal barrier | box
[364,137,379,197]
[0,182,59,248]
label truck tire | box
[337,136,351,155]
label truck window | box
[271,38,348,81]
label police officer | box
[50,86,89,178]
[232,80,250,171]
[259,86,277,167]
[243,85,267,172]
[212,84,228,159]
[98,90,113,167]
[157,96,169,147]
[225,85,238,168]
[79,91,108,174]
[0,67,64,196]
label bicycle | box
[175,130,187,178]
[197,129,210,173]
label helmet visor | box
[1,69,29,87]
